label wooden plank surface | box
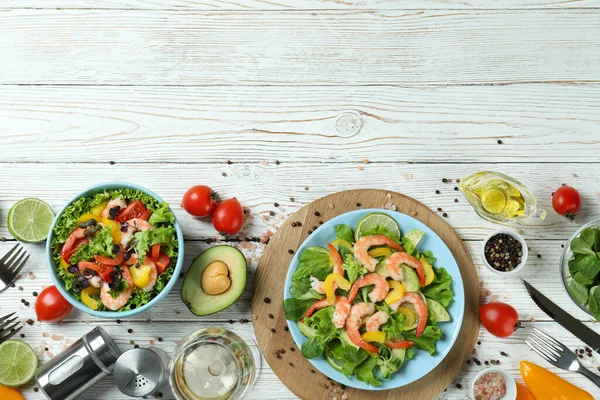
[2,85,600,163]
[1,10,600,85]
[4,0,600,10]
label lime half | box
[355,213,401,242]
[7,198,54,243]
[0,340,38,387]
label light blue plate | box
[284,209,465,390]
[45,182,184,319]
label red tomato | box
[181,185,218,217]
[115,200,147,223]
[552,185,582,218]
[212,198,244,235]
[138,209,152,221]
[151,244,161,263]
[155,252,171,275]
[94,253,124,266]
[479,302,519,338]
[62,237,89,262]
[35,286,73,322]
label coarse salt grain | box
[341,394,349,400]
[473,372,507,400]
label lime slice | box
[7,198,54,243]
[0,340,38,387]
[355,213,400,242]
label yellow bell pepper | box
[420,255,435,286]
[362,331,386,343]
[91,201,108,218]
[516,383,535,400]
[0,384,25,400]
[129,265,152,289]
[331,239,353,253]
[324,273,351,304]
[81,287,101,310]
[100,217,122,244]
[520,361,593,400]
[59,257,69,269]
[77,213,98,225]
[397,306,416,327]
[368,247,393,259]
[385,281,405,305]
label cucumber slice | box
[426,298,451,322]
[403,229,424,249]
[400,265,420,292]
[340,330,360,350]
[298,321,317,338]
[391,348,406,364]
[374,260,390,278]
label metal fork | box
[0,243,29,294]
[527,328,600,388]
[0,312,22,343]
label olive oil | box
[460,172,546,225]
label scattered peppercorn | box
[134,344,140,348]
[304,186,309,190]
[484,361,489,366]
[442,212,448,217]
[290,197,295,202]
[288,249,294,254]
[116,319,121,324]
[477,341,481,345]
[497,139,503,144]
[33,387,39,392]
[341,384,347,390]
[18,286,22,291]
[221,172,227,177]
[537,254,542,258]
[435,190,440,194]
[454,186,459,191]
[44,347,48,351]
[314,211,321,216]
[240,318,249,324]
[313,226,318,230]
[456,179,460,183]
[296,221,302,227]
[289,362,294,367]
[466,359,472,365]
[561,244,565,248]
[454,198,459,203]
[130,340,135,345]
[158,337,163,342]
[276,353,282,359]
[456,383,462,389]
[437,207,442,212]
[275,160,280,165]
[578,354,583,359]
[20,333,25,338]
[271,328,276,333]
[473,358,481,366]
[308,230,312,235]
[33,291,38,297]
[227,160,232,165]
[127,329,133,334]
[229,319,235,324]
[109,161,116,165]
[311,369,316,374]
[23,301,30,307]
[264,297,271,303]
[284,326,289,332]
[490,360,496,365]
[318,220,324,224]
[26,319,34,325]
[20,299,25,304]
[268,313,274,319]
[500,351,507,357]
[579,349,584,354]
[269,211,275,216]
[291,221,297,227]
[290,346,295,351]
[442,178,447,183]
[586,346,592,353]
[356,202,362,207]
[484,233,523,272]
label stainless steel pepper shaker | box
[35,326,121,400]
[114,347,170,397]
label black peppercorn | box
[435,190,440,194]
[264,297,271,303]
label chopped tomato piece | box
[155,252,171,275]
[139,209,152,221]
[94,252,124,266]
[62,237,89,262]
[151,244,160,263]
[115,200,147,223]
[78,261,113,282]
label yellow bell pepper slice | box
[324,273,351,304]
[77,213,98,225]
[91,201,108,218]
[100,217,122,244]
[368,247,393,259]
[129,265,152,289]
[331,239,353,253]
[362,331,386,343]
[520,361,593,400]
[385,281,405,305]
[59,257,69,269]
[420,255,435,286]
[397,306,416,327]
[81,287,100,310]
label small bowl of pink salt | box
[470,367,517,400]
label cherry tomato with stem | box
[479,302,519,338]
[35,286,73,322]
[181,185,219,217]
[212,198,245,235]
[552,185,581,219]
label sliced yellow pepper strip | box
[90,201,108,218]
[362,331,386,343]
[77,213,98,225]
[385,281,405,305]
[397,306,416,327]
[324,273,351,304]
[331,239,353,253]
[368,247,393,259]
[59,257,69,269]
[420,255,435,286]
[100,217,122,244]
[129,265,152,289]
[520,361,593,400]
[81,287,100,310]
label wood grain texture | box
[1,162,599,241]
[2,85,600,163]
[1,10,600,85]
[4,0,600,10]
[252,189,480,399]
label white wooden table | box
[1,1,600,398]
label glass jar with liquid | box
[459,171,546,225]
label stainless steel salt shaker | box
[114,347,170,397]
[35,326,121,400]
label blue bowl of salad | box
[46,182,184,318]
[283,209,465,390]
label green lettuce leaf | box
[328,339,369,377]
[69,226,115,265]
[377,303,406,340]
[355,357,381,386]
[148,202,175,226]
[134,226,178,260]
[403,326,443,355]
[377,346,403,379]
[341,254,367,283]
[290,247,332,300]
[422,267,453,308]
[335,225,355,243]
[283,298,315,321]
[301,307,339,359]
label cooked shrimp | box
[100,265,133,311]
[310,276,325,294]
[142,256,158,292]
[327,243,345,276]
[354,235,405,272]
[386,252,426,287]
[332,297,351,329]
[347,273,389,303]
[101,198,127,219]
[120,218,153,246]
[61,228,87,259]
[366,311,389,332]
[346,302,378,353]
[389,292,428,337]
[386,339,414,349]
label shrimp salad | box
[283,213,454,386]
[51,189,178,312]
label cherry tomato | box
[151,243,161,263]
[479,302,519,338]
[115,200,147,223]
[181,185,219,217]
[212,198,244,235]
[552,185,582,218]
[35,286,73,322]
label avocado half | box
[181,245,247,316]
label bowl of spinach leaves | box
[562,219,600,319]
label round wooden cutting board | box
[251,189,479,400]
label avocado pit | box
[202,261,231,295]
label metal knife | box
[523,280,600,353]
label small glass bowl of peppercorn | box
[482,230,528,275]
